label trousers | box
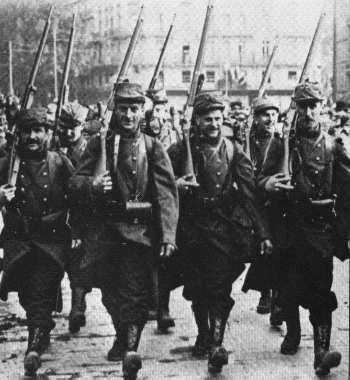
[17,248,63,331]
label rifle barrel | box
[148,13,176,91]
[116,5,144,84]
[21,5,53,109]
[258,37,279,98]
[185,2,213,110]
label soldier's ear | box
[195,115,200,126]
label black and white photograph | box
[0,0,349,378]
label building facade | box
[334,0,350,102]
[77,0,328,110]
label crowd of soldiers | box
[0,78,349,380]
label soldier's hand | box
[71,239,82,249]
[260,239,273,255]
[159,243,176,260]
[264,173,294,193]
[0,184,16,205]
[92,171,113,194]
[179,116,190,130]
[176,174,199,192]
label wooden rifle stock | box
[182,2,213,180]
[148,14,176,92]
[95,6,144,178]
[54,13,76,137]
[281,10,326,177]
[8,6,53,186]
[244,37,279,158]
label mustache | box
[26,138,40,144]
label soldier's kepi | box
[68,81,178,380]
[168,92,272,374]
[0,108,73,377]
[259,81,350,376]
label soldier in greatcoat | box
[242,97,282,321]
[168,93,272,374]
[57,102,91,334]
[68,82,178,380]
[0,108,73,376]
[258,81,350,376]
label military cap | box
[292,80,324,103]
[59,102,88,128]
[253,96,279,115]
[114,82,145,105]
[16,107,51,130]
[193,93,225,115]
[146,88,168,105]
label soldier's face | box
[114,102,143,132]
[148,104,167,135]
[62,123,84,144]
[197,109,223,140]
[296,101,322,133]
[255,109,278,134]
[21,125,48,152]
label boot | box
[192,303,210,357]
[256,290,272,314]
[123,324,142,380]
[270,290,283,327]
[148,268,159,321]
[208,313,229,374]
[313,324,341,377]
[280,307,301,355]
[107,327,126,362]
[24,327,50,376]
[69,287,87,333]
[157,289,175,333]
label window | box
[206,70,216,83]
[182,45,190,64]
[288,70,297,81]
[182,70,191,83]
[262,40,270,58]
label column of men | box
[0,79,348,379]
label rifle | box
[148,14,176,93]
[182,2,213,181]
[94,5,144,177]
[281,10,326,177]
[8,6,53,186]
[54,13,76,132]
[244,37,279,159]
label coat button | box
[315,170,319,174]
[132,170,136,175]
[316,157,320,161]
[132,156,137,161]
[216,171,221,176]
[43,171,48,176]
[22,200,26,204]
[43,197,47,202]
[133,218,139,224]
[21,187,25,192]
[215,184,220,188]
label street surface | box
[0,260,348,380]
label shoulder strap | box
[223,137,234,164]
[143,133,155,163]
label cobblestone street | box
[0,260,348,380]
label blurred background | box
[0,0,348,110]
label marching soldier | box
[0,108,73,376]
[258,81,349,376]
[168,93,272,374]
[145,89,178,150]
[145,88,181,331]
[69,82,178,380]
[242,97,281,321]
[58,102,90,334]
